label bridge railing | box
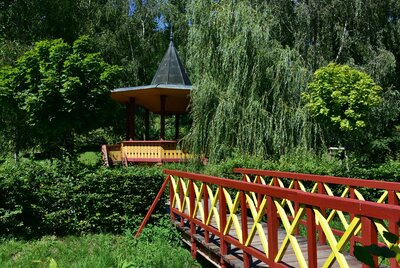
[234,168,400,264]
[136,169,400,268]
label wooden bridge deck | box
[175,214,362,268]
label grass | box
[78,151,101,166]
[0,232,200,268]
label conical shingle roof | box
[151,41,191,86]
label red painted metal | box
[293,180,300,236]
[169,178,175,222]
[349,187,356,256]
[361,217,378,268]
[124,158,189,163]
[267,195,278,267]
[318,182,327,245]
[388,190,400,268]
[135,176,169,238]
[136,169,400,267]
[306,206,317,268]
[189,179,197,259]
[203,183,210,244]
[163,169,400,222]
[219,186,228,268]
[240,190,250,267]
[233,168,400,192]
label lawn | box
[0,231,200,268]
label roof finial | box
[170,24,173,42]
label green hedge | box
[2,151,399,239]
[0,159,165,238]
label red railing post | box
[169,179,175,222]
[306,206,317,268]
[240,189,250,267]
[135,177,169,238]
[219,186,228,268]
[349,186,356,256]
[388,190,399,268]
[361,216,378,268]
[318,182,327,245]
[179,178,184,227]
[267,195,278,267]
[294,180,300,236]
[204,183,210,244]
[257,175,262,211]
[189,179,197,259]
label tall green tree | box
[303,63,382,147]
[185,0,318,161]
[0,36,121,161]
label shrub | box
[0,159,165,238]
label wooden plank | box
[175,214,363,268]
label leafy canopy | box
[0,36,121,153]
[303,63,382,132]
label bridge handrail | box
[164,169,400,221]
[233,168,400,192]
[137,169,400,267]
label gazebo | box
[102,37,193,166]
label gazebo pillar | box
[126,97,135,140]
[175,115,180,140]
[160,95,166,140]
[145,109,150,140]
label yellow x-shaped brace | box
[205,186,220,230]
[274,202,308,267]
[170,176,190,213]
[222,189,243,243]
[244,192,269,255]
[244,175,268,208]
[316,209,361,268]
[193,183,205,223]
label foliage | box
[354,224,400,267]
[186,0,318,161]
[0,159,165,238]
[0,36,121,158]
[0,224,199,268]
[304,63,382,132]
[200,149,349,180]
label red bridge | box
[136,168,400,267]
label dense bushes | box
[0,159,165,238]
[1,151,399,239]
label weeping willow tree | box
[184,1,321,161]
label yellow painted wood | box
[116,141,193,162]
[259,176,266,185]
[193,183,205,223]
[244,194,269,255]
[274,202,307,268]
[376,191,388,203]
[354,189,365,200]
[223,190,242,243]
[178,178,190,213]
[324,216,361,268]
[170,176,180,210]
[276,178,296,216]
[325,185,350,229]
[374,218,395,247]
[205,186,220,230]
[298,181,307,192]
[315,209,349,268]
